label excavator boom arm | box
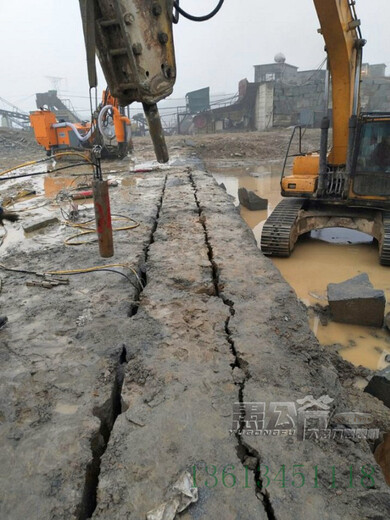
[313,0,364,165]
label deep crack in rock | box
[77,174,169,518]
[188,170,276,518]
[235,440,277,520]
[127,174,168,317]
[76,346,128,520]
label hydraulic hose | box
[173,0,224,22]
[97,105,115,140]
[52,121,94,142]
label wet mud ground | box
[1,129,390,519]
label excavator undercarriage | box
[262,199,390,265]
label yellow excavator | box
[261,0,390,265]
[78,0,390,264]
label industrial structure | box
[192,58,390,133]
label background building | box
[192,56,390,134]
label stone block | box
[23,216,59,233]
[238,187,268,211]
[365,366,390,408]
[327,273,385,327]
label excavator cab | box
[352,114,390,198]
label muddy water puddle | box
[211,162,390,370]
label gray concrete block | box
[238,187,268,211]
[23,216,59,233]
[327,273,385,327]
[365,366,390,408]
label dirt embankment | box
[133,128,322,162]
[0,127,321,172]
[0,128,41,168]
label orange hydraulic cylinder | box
[112,107,130,144]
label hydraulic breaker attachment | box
[80,0,175,162]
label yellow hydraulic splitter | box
[79,0,176,163]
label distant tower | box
[274,53,286,64]
[45,76,66,93]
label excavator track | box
[380,212,390,266]
[261,198,304,257]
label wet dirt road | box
[210,161,390,371]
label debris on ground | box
[327,273,386,327]
[238,187,268,210]
[146,471,198,520]
[22,216,59,233]
[0,128,41,167]
[309,304,331,326]
[183,139,196,148]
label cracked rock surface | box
[1,157,390,520]
[93,169,390,519]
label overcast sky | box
[0,0,389,115]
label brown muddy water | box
[211,161,390,371]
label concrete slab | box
[93,171,265,519]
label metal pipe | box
[53,121,94,142]
[93,179,114,258]
[318,116,330,195]
[352,46,363,116]
[97,104,115,139]
[323,59,330,117]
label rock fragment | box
[385,312,390,332]
[365,366,390,408]
[23,216,59,233]
[238,187,268,211]
[327,273,385,327]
